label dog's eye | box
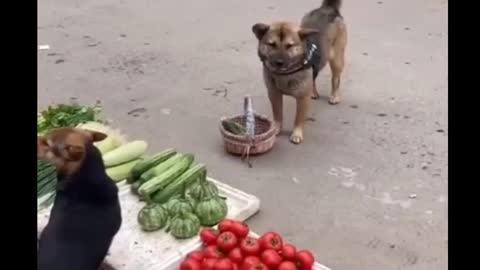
[285,44,294,49]
[267,41,277,48]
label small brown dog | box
[252,0,347,144]
[38,127,121,270]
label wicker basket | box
[220,114,276,156]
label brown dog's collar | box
[262,43,318,76]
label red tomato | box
[278,261,297,270]
[295,251,315,270]
[202,258,218,270]
[201,228,220,246]
[219,219,236,232]
[214,258,234,270]
[204,245,225,259]
[243,262,269,270]
[260,249,283,269]
[259,232,283,251]
[230,222,250,238]
[233,263,239,270]
[228,247,244,264]
[180,258,201,270]
[217,232,239,252]
[280,244,297,261]
[240,237,261,256]
[188,251,205,262]
[241,256,261,270]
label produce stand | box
[38,178,261,269]
[36,105,333,270]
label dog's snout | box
[273,59,285,68]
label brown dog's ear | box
[252,23,270,40]
[298,28,319,40]
[37,136,49,158]
[65,145,86,161]
[81,129,107,143]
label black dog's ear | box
[252,23,270,40]
[298,28,319,40]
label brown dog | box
[38,127,121,270]
[252,0,347,144]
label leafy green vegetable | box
[37,101,104,135]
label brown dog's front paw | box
[273,122,282,136]
[311,93,320,100]
[289,130,304,144]
[329,96,341,105]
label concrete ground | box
[38,0,448,269]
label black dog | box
[37,128,122,270]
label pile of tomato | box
[179,219,316,270]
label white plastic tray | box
[37,177,261,270]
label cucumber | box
[139,153,183,183]
[152,163,207,204]
[138,154,194,197]
[131,180,143,196]
[139,154,194,196]
[127,149,176,183]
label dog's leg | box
[328,55,344,105]
[268,89,283,135]
[328,24,347,105]
[290,95,310,144]
[311,80,320,100]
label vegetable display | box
[178,219,317,270]
[40,103,227,237]
[129,152,227,239]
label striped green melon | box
[137,203,169,232]
[194,196,228,226]
[169,211,201,239]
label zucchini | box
[127,149,176,183]
[102,140,148,167]
[152,163,207,204]
[138,154,194,197]
[106,159,141,182]
[139,153,183,183]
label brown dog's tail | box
[322,0,342,11]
